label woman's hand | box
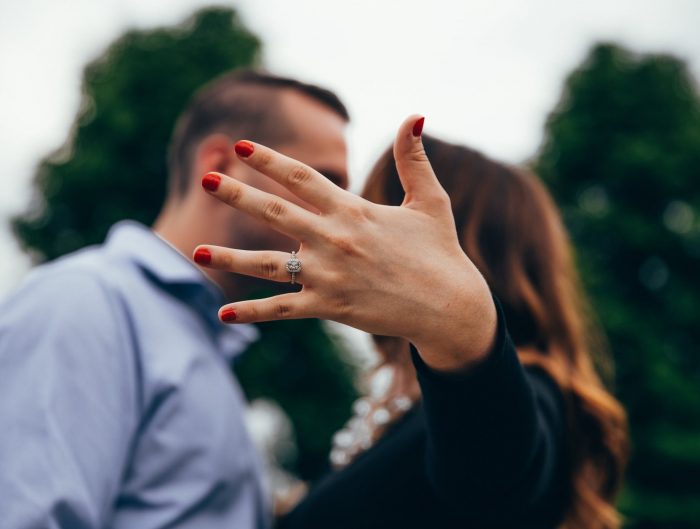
[196,115,497,371]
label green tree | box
[13,6,357,481]
[534,43,700,529]
[14,7,260,258]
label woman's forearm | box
[410,292,567,525]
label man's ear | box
[192,133,234,179]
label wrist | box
[410,276,498,373]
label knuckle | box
[226,184,243,205]
[435,188,451,205]
[333,291,352,319]
[256,149,273,169]
[259,254,279,279]
[344,201,372,224]
[220,252,235,270]
[407,146,430,164]
[247,304,259,322]
[262,200,286,223]
[327,233,358,257]
[275,302,292,319]
[287,164,312,187]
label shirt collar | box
[104,220,260,361]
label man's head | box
[157,70,350,296]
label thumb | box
[393,115,446,207]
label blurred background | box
[1,1,699,528]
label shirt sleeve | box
[409,291,568,527]
[0,269,139,529]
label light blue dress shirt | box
[0,221,269,529]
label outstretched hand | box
[195,115,497,371]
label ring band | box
[285,251,302,284]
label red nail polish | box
[202,172,221,191]
[412,117,425,137]
[234,140,254,158]
[220,307,237,322]
[193,248,211,265]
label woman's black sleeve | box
[409,291,568,527]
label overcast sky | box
[1,0,699,297]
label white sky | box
[1,0,699,297]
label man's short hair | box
[167,69,350,195]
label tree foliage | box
[534,43,700,529]
[13,7,260,260]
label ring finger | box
[194,245,308,284]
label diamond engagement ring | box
[285,251,302,284]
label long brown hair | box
[361,135,629,529]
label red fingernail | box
[412,117,425,137]
[220,307,237,322]
[202,172,221,191]
[234,140,254,158]
[193,248,211,265]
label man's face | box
[224,90,349,294]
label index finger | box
[201,171,319,241]
[233,140,349,212]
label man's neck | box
[151,198,241,301]
[152,197,198,257]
